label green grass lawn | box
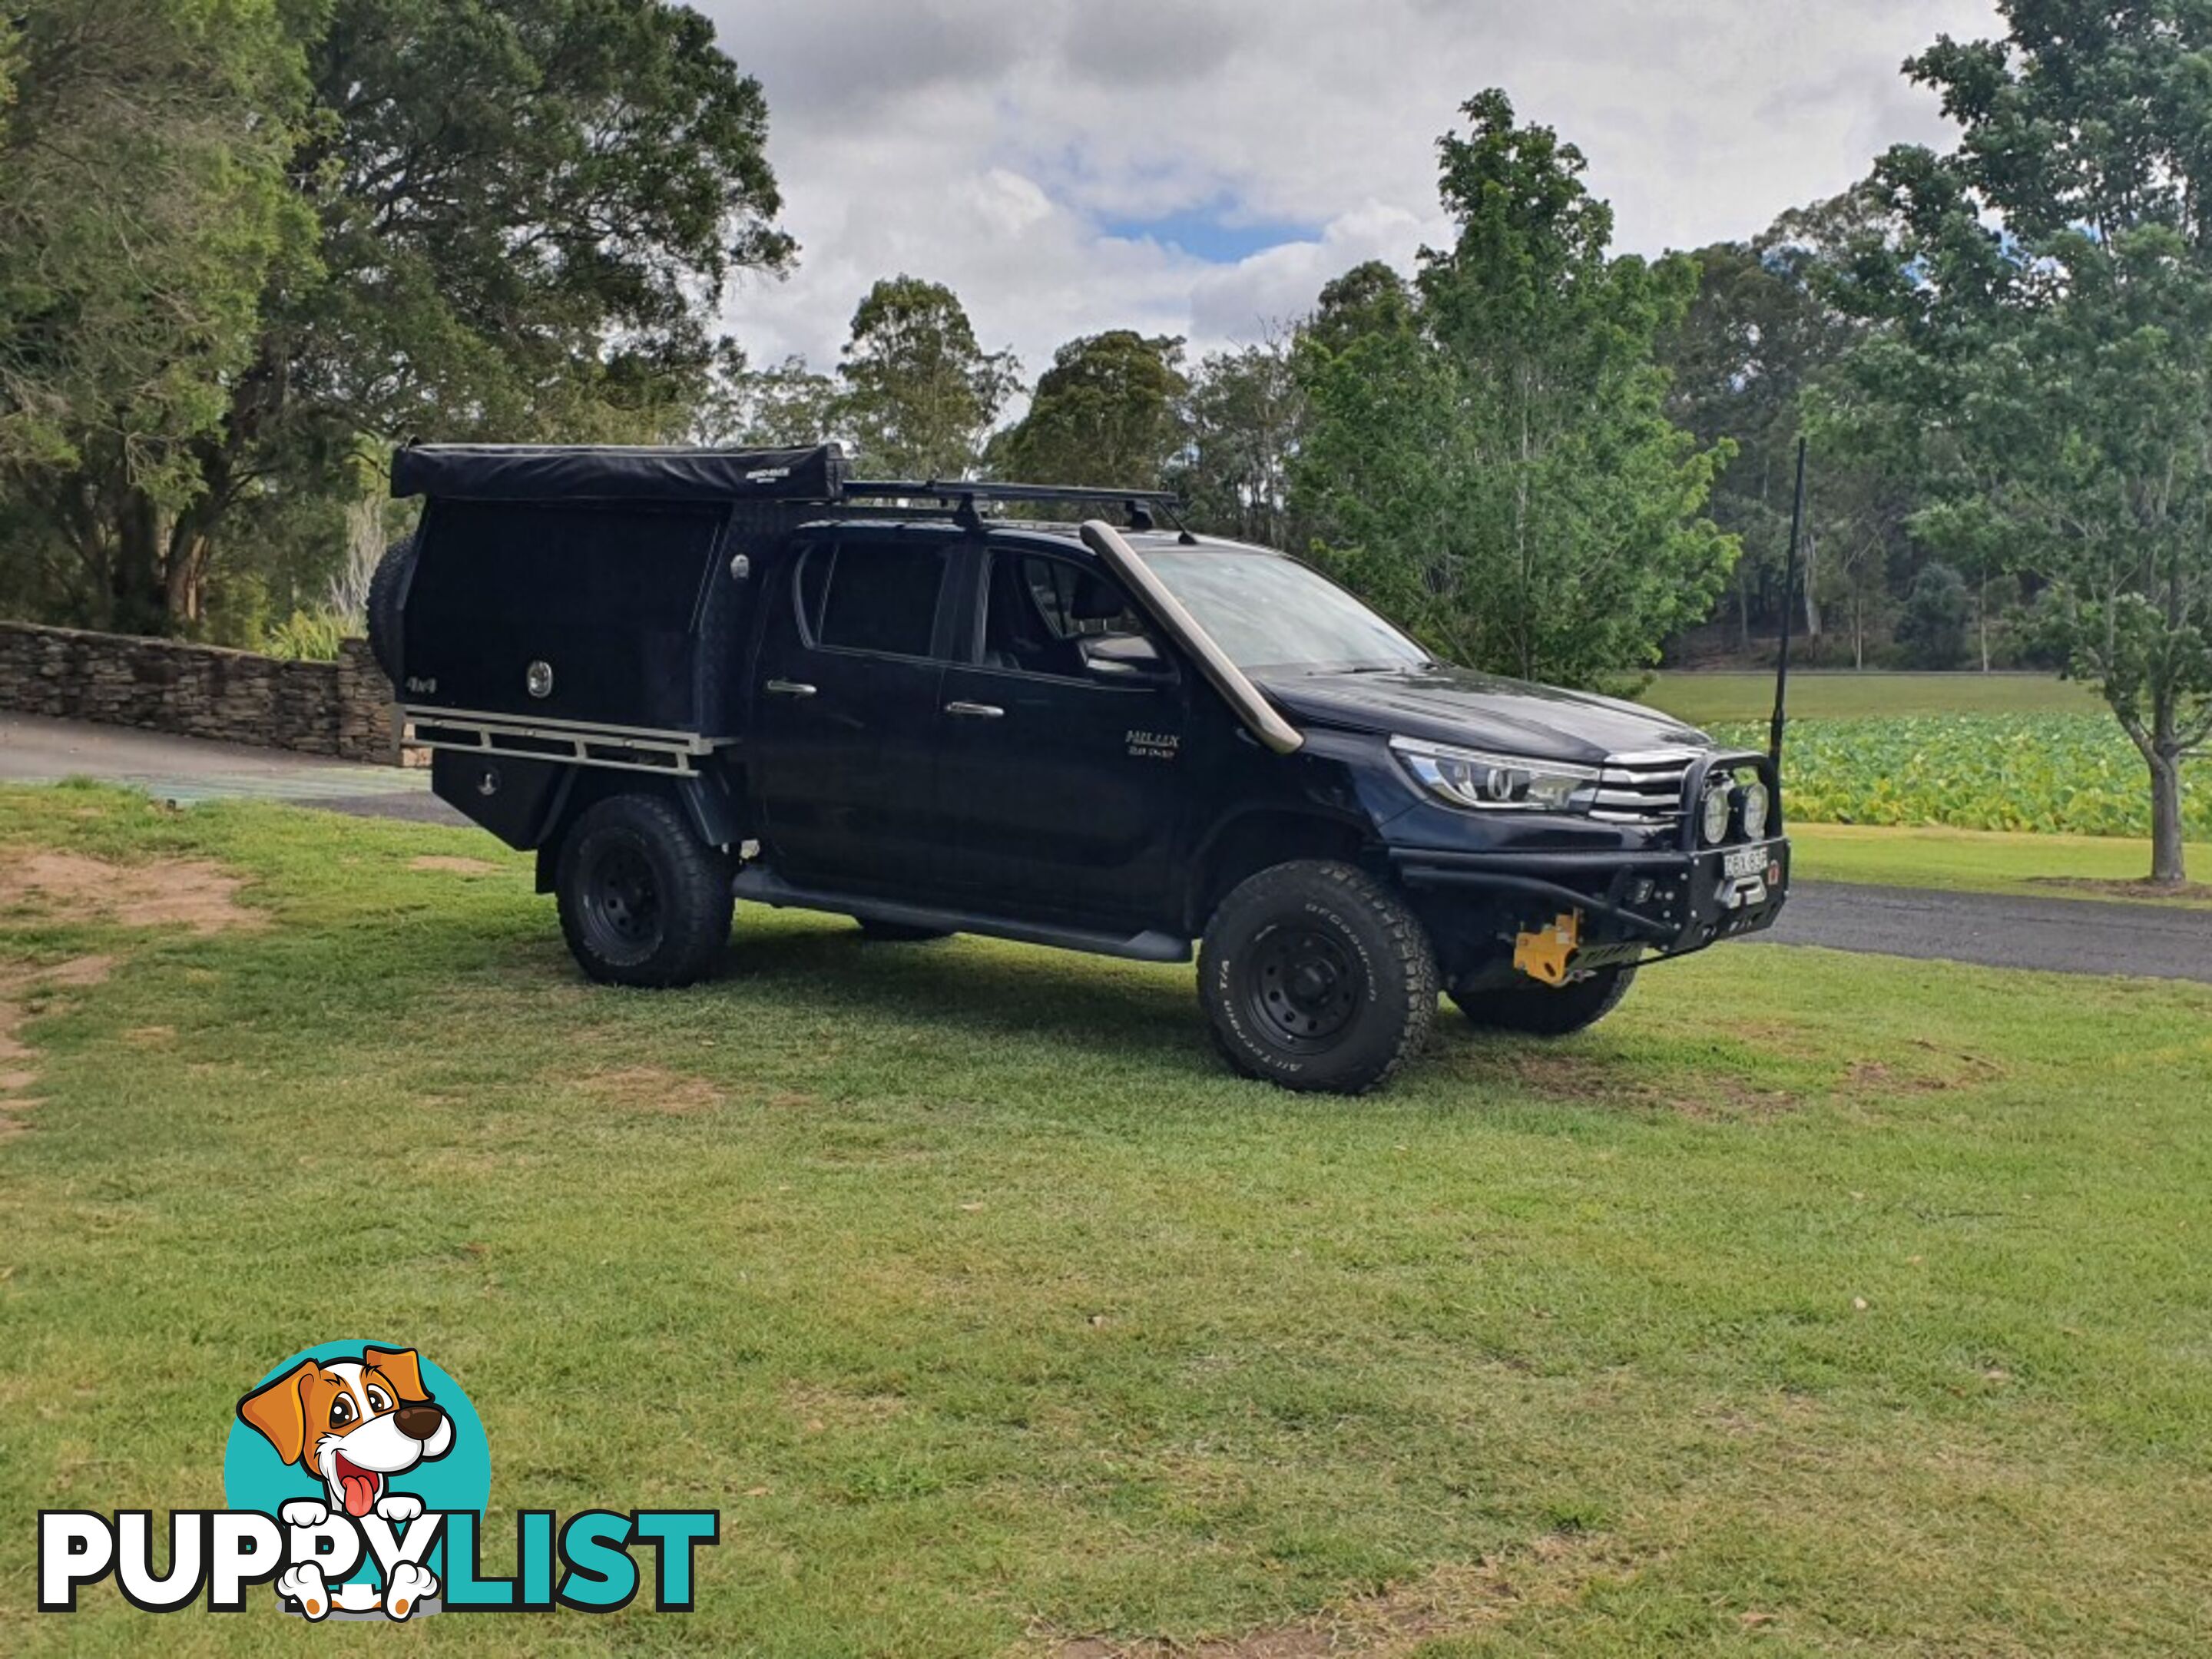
[1641,671,2104,727]
[4,785,2211,1654]
[1789,823,2212,903]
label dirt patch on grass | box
[409,856,505,876]
[1054,1532,1643,1657]
[577,1065,724,1115]
[0,853,260,933]
[1509,1051,1801,1119]
[2029,875,2212,902]
[783,1381,908,1432]
[1846,1043,2005,1099]
[0,955,115,1130]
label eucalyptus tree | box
[833,276,1018,478]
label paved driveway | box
[1759,882,2211,986]
[0,710,462,824]
[5,713,2207,983]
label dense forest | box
[5,2,2208,872]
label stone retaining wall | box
[0,621,402,763]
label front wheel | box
[1452,965,1635,1037]
[555,794,732,987]
[1198,860,1438,1095]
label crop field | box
[1640,674,2204,843]
[1708,714,2209,840]
[4,783,2212,1655]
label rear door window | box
[797,538,952,658]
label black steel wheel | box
[1452,965,1636,1037]
[555,794,731,988]
[1198,859,1438,1095]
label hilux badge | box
[1126,730,1179,760]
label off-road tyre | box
[852,918,952,942]
[1197,859,1438,1095]
[1452,965,1636,1037]
[555,794,732,988]
[365,534,419,682]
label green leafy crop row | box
[1713,714,2209,839]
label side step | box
[730,867,1190,965]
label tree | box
[1661,196,1889,653]
[6,0,794,634]
[1896,562,1971,669]
[992,330,1187,491]
[696,346,839,449]
[0,0,310,631]
[1295,92,1736,690]
[1174,331,1305,547]
[1824,2,2212,882]
[833,276,1017,478]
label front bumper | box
[1385,747,1792,972]
[1391,836,1791,961]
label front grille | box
[1591,748,1698,824]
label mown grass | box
[1642,671,2104,727]
[1789,823,2212,905]
[2,783,2210,1655]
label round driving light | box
[1741,779,1771,841]
[1700,786,1733,846]
[525,659,555,699]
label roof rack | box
[845,479,1177,507]
[844,478,1181,533]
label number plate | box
[1722,846,1768,880]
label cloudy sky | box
[704,1,2000,379]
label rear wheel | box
[1452,965,1636,1037]
[1198,860,1437,1095]
[555,795,731,987]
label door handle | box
[945,700,1005,720]
[763,679,817,699]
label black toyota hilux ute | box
[372,442,1790,1094]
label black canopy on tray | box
[390,442,846,503]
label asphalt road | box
[0,710,462,824]
[5,712,2207,984]
[1758,882,2210,985]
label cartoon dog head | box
[237,1347,454,1518]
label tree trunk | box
[2148,750,2186,886]
[1977,573,1992,673]
[111,491,170,635]
[1801,529,1821,639]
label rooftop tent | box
[390,443,847,502]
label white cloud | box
[707,0,2001,379]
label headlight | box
[1700,786,1733,846]
[1390,737,1598,813]
[1740,780,1771,841]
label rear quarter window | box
[798,540,950,658]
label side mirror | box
[1081,633,1174,684]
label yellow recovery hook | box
[1513,911,1581,987]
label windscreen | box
[1140,549,1429,674]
